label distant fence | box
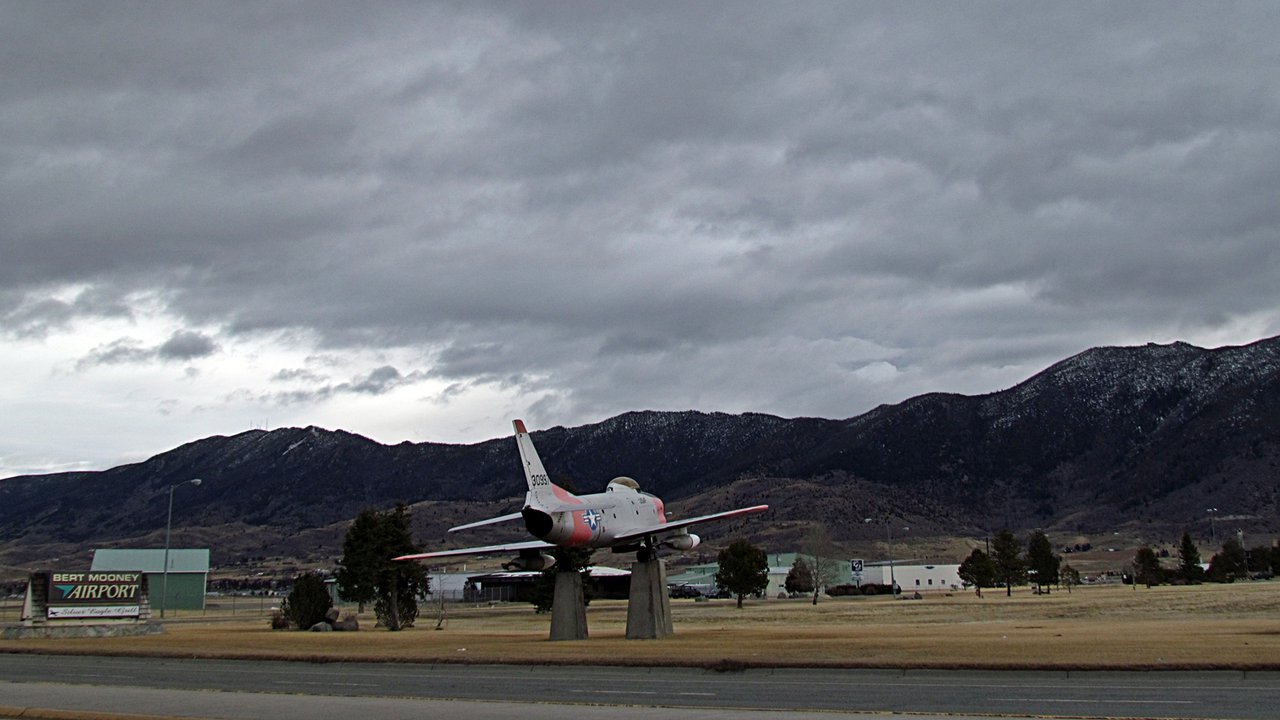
[0,597,21,624]
[423,589,467,602]
[200,594,283,617]
[426,587,526,603]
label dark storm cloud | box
[4,3,1279,431]
[1,286,134,338]
[157,330,219,361]
[76,330,219,370]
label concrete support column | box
[625,557,673,639]
[548,571,588,641]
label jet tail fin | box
[514,419,582,511]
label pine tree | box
[374,503,429,630]
[1025,530,1061,593]
[1177,532,1203,584]
[1133,546,1162,587]
[785,556,814,595]
[1207,538,1248,582]
[1247,545,1271,574]
[957,548,997,596]
[335,504,429,629]
[281,572,333,630]
[991,530,1026,597]
[335,508,384,612]
[715,539,768,608]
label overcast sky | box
[3,3,1278,478]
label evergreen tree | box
[1133,546,1162,587]
[1207,538,1248,582]
[335,504,429,629]
[374,503,429,630]
[1247,545,1271,574]
[335,508,384,612]
[991,530,1026,597]
[785,556,814,595]
[715,539,769,608]
[281,572,333,630]
[1177,532,1203,584]
[957,548,997,596]
[1025,530,1061,593]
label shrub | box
[281,572,333,630]
[825,584,860,597]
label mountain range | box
[2,336,1278,575]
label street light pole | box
[161,478,203,619]
[886,522,896,596]
[1207,508,1218,544]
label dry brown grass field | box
[3,582,1279,669]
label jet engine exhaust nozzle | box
[522,506,554,538]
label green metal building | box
[667,552,859,598]
[91,548,210,612]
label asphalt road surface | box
[2,654,1279,719]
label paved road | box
[0,681,1031,720]
[2,654,1279,719]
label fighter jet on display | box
[395,419,768,570]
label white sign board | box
[47,605,142,619]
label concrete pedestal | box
[548,571,588,641]
[625,558,673,639]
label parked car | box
[667,584,702,598]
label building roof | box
[91,548,211,573]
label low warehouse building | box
[465,566,630,603]
[91,548,210,612]
[858,561,962,592]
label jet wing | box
[394,539,555,562]
[612,504,769,544]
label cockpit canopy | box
[606,476,640,492]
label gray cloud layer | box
[254,365,428,405]
[76,330,219,369]
[3,4,1279,450]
